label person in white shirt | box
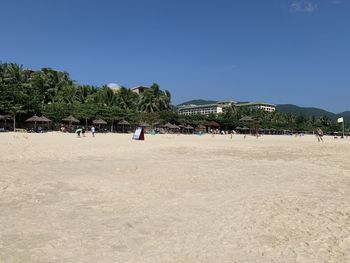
[91,126,95,137]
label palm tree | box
[75,85,96,104]
[116,87,139,110]
[139,83,171,112]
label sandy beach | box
[1,133,350,262]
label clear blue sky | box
[1,0,349,112]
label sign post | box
[337,117,344,138]
[132,127,145,140]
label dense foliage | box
[0,63,346,133]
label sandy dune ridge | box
[1,133,350,262]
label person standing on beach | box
[91,126,95,137]
[316,128,324,142]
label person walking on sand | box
[91,126,95,137]
[316,128,324,142]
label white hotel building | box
[178,101,276,116]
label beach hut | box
[241,126,250,134]
[40,115,52,131]
[26,115,43,131]
[206,121,220,133]
[117,119,129,133]
[163,122,173,129]
[62,115,80,132]
[0,115,12,131]
[185,125,194,134]
[40,116,52,123]
[93,118,108,132]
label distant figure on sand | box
[82,127,86,137]
[76,127,82,137]
[91,126,95,137]
[316,128,324,142]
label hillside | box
[276,104,336,119]
[277,104,350,123]
[177,99,218,106]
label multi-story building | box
[178,101,276,115]
[178,101,234,116]
[235,102,276,112]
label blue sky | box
[1,0,349,112]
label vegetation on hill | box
[177,99,218,106]
[0,63,347,133]
[277,104,350,123]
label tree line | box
[0,62,345,133]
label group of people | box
[76,126,95,138]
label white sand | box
[1,133,350,262]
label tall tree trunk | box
[13,114,16,132]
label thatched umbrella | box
[40,116,52,122]
[206,121,220,127]
[163,122,173,129]
[93,118,108,131]
[170,124,180,129]
[118,119,129,133]
[39,115,52,131]
[139,122,150,127]
[185,125,194,134]
[26,115,43,131]
[241,126,250,134]
[62,115,79,123]
[62,115,79,131]
[0,115,12,131]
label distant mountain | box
[177,99,218,106]
[277,104,336,119]
[277,104,350,123]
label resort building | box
[178,100,276,115]
[131,86,149,94]
[178,101,234,116]
[235,102,276,112]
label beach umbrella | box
[163,122,173,129]
[26,115,43,130]
[235,126,242,130]
[93,118,107,125]
[185,125,194,134]
[117,119,129,133]
[241,126,250,134]
[40,116,52,122]
[62,115,79,131]
[0,115,12,131]
[62,115,79,123]
[206,121,220,128]
[139,122,150,127]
